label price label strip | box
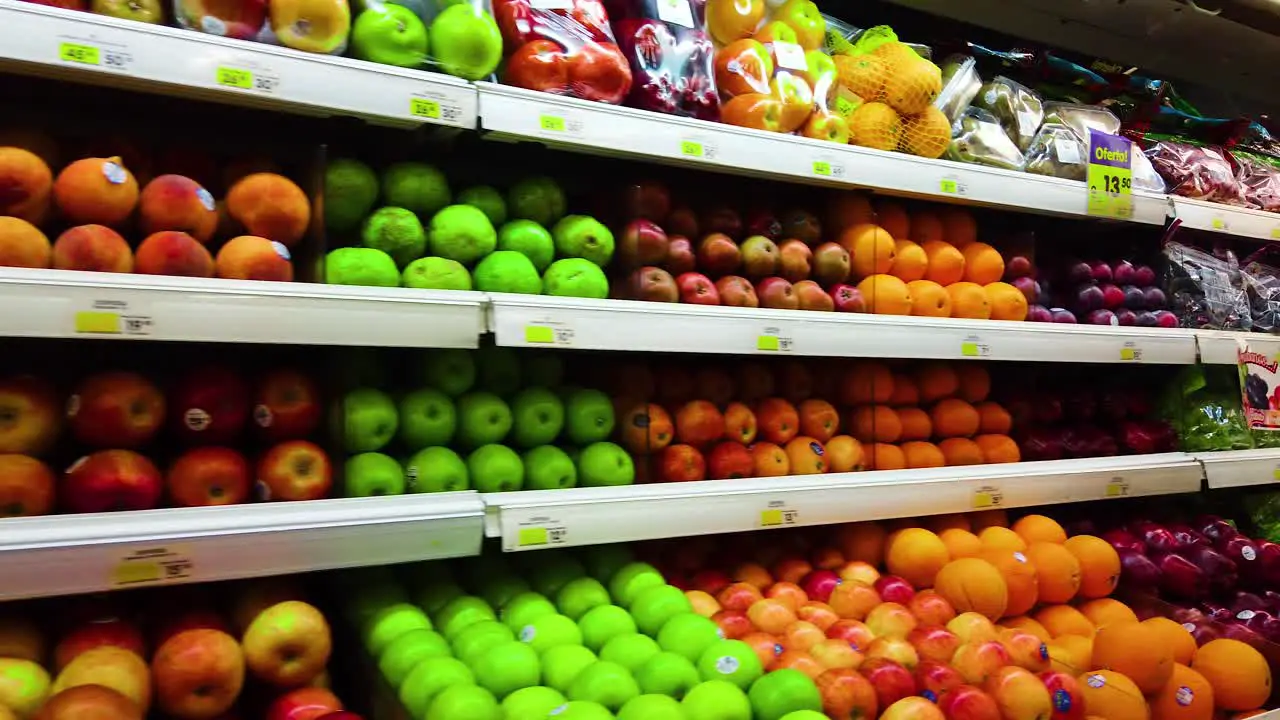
[111,547,193,587]
[812,160,846,179]
[761,501,798,527]
[74,301,153,336]
[58,41,131,70]
[1087,130,1133,220]
[538,112,584,136]
[1105,478,1130,497]
[973,485,1004,509]
[680,139,717,160]
[524,322,574,346]
[1120,341,1143,362]
[516,522,567,548]
[216,65,279,93]
[757,327,793,353]
[961,335,991,358]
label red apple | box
[756,277,798,310]
[665,235,696,275]
[828,619,875,649]
[54,618,146,671]
[1038,671,1084,720]
[697,233,741,276]
[253,369,321,443]
[618,218,670,268]
[875,575,916,604]
[257,440,331,501]
[778,239,813,282]
[666,207,698,239]
[707,441,754,480]
[711,609,753,639]
[800,570,841,603]
[794,280,834,311]
[171,365,250,445]
[907,625,961,664]
[266,687,342,720]
[938,684,1002,720]
[628,266,679,303]
[816,667,878,720]
[676,272,720,305]
[0,375,61,455]
[838,561,881,586]
[916,659,965,700]
[716,276,759,308]
[831,283,867,312]
[68,371,165,449]
[862,657,917,710]
[63,450,163,513]
[621,181,671,222]
[166,446,251,507]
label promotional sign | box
[1088,130,1134,220]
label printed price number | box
[757,329,793,352]
[939,176,968,196]
[217,67,277,92]
[1121,342,1143,362]
[761,508,798,527]
[540,115,566,132]
[410,98,442,120]
[525,324,573,346]
[59,42,100,65]
[1098,173,1132,194]
[111,548,193,587]
[517,526,567,547]
[813,161,845,179]
[680,140,709,159]
[961,337,991,358]
[1105,478,1130,498]
[973,485,1004,509]
[74,311,153,336]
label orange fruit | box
[911,211,943,244]
[827,193,876,236]
[1048,634,1093,675]
[939,528,983,559]
[1191,639,1272,711]
[833,53,888,101]
[1024,542,1081,604]
[882,52,942,115]
[838,522,886,565]
[841,361,894,405]
[974,434,1020,463]
[849,102,903,151]
[1078,598,1139,629]
[843,223,896,277]
[896,408,932,441]
[1077,670,1148,720]
[857,274,913,315]
[869,443,905,471]
[1065,535,1122,599]
[826,435,867,473]
[961,243,1005,285]
[922,240,965,285]
[1035,605,1095,638]
[940,208,978,248]
[1141,618,1197,665]
[902,441,945,469]
[1150,663,1214,720]
[947,282,992,320]
[951,365,989,403]
[1000,616,1051,643]
[939,437,984,466]
[887,374,920,406]
[901,107,951,159]
[1093,622,1174,694]
[931,398,980,438]
[875,201,911,240]
[851,405,903,443]
[976,402,1012,434]
[934,558,1007,620]
[1012,515,1067,545]
[892,240,929,282]
[985,282,1029,321]
[981,548,1038,617]
[906,279,951,317]
[885,527,950,588]
[979,526,1027,553]
[915,363,959,403]
[970,509,1008,530]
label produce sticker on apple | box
[1238,340,1280,430]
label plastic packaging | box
[1024,123,1087,181]
[1130,150,1167,193]
[1162,240,1251,331]
[972,75,1043,151]
[1240,257,1280,333]
[946,107,1025,171]
[1234,153,1280,212]
[605,0,719,119]
[494,0,633,104]
[1164,366,1255,453]
[934,54,980,123]
[1042,102,1120,140]
[1146,141,1246,205]
[831,40,947,155]
[176,0,353,53]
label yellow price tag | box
[112,558,162,586]
[111,547,192,587]
[410,98,441,119]
[813,161,833,177]
[761,509,783,527]
[1272,467,1279,481]
[757,336,780,351]
[540,115,566,132]
[680,141,704,158]
[1120,347,1135,361]
[940,179,959,194]
[961,342,979,357]
[216,67,253,89]
[525,325,555,344]
[518,527,548,547]
[973,491,995,509]
[1272,228,1280,240]
[1105,481,1126,497]
[60,42,100,65]
[75,311,120,334]
[1212,218,1226,230]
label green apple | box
[453,620,516,666]
[325,247,401,287]
[399,388,457,449]
[415,579,464,616]
[404,256,473,290]
[508,176,566,227]
[501,591,557,631]
[541,644,597,694]
[608,562,665,608]
[549,701,613,720]
[747,668,822,720]
[510,388,564,448]
[564,390,614,444]
[363,206,427,267]
[524,351,564,388]
[634,652,700,699]
[438,595,497,640]
[399,656,474,718]
[478,346,522,395]
[682,680,752,720]
[428,4,502,80]
[618,694,686,720]
[479,575,531,610]
[543,258,609,299]
[578,442,635,488]
[577,604,636,652]
[519,612,582,653]
[383,162,451,220]
[380,629,452,688]
[365,602,433,655]
[497,220,555,273]
[778,712,829,720]
[426,684,500,720]
[599,633,660,674]
[527,553,587,597]
[348,581,408,627]
[458,185,507,226]
[656,613,720,662]
[324,157,379,234]
[472,640,541,698]
[405,447,469,493]
[344,452,405,497]
[473,251,542,294]
[339,388,399,452]
[568,661,639,711]
[695,640,763,689]
[553,215,615,267]
[502,686,565,719]
[468,444,524,493]
[580,545,634,583]
[456,392,512,448]
[523,446,577,491]
[429,204,497,265]
[424,349,476,396]
[556,577,611,620]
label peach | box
[711,609,753,640]
[733,562,773,589]
[0,216,50,268]
[0,146,53,222]
[867,602,918,639]
[909,590,957,626]
[811,638,864,670]
[741,631,783,671]
[782,620,825,653]
[952,640,1011,684]
[907,625,960,664]
[675,400,725,447]
[718,582,765,611]
[866,637,920,670]
[748,599,797,634]
[999,617,1051,644]
[827,619,875,649]
[829,581,881,621]
[54,157,139,226]
[882,696,945,720]
[215,235,294,282]
[225,172,310,248]
[764,581,808,611]
[134,231,215,278]
[776,649,824,679]
[139,174,218,243]
[947,612,999,644]
[811,546,845,571]
[773,558,813,585]
[797,601,839,631]
[52,225,134,273]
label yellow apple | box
[242,601,332,687]
[0,659,50,719]
[51,647,149,713]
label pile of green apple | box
[348,0,502,80]
[323,159,612,299]
[351,545,825,719]
[337,346,635,495]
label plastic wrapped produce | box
[1146,141,1247,205]
[605,0,719,119]
[1234,153,1280,212]
[831,40,948,155]
[1162,241,1250,330]
[946,107,1025,171]
[1042,102,1120,141]
[971,76,1043,151]
[1131,149,1167,193]
[1163,366,1254,452]
[1024,123,1087,181]
[494,0,633,104]
[178,0,355,55]
[935,54,980,123]
[1240,259,1280,332]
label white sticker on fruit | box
[201,16,227,35]
[1175,687,1193,707]
[1086,674,1105,689]
[1013,552,1027,563]
[271,241,291,261]
[1243,545,1257,561]
[715,656,740,674]
[103,161,127,185]
[657,0,694,28]
[196,187,215,211]
[520,626,536,642]
[1182,622,1195,633]
[1238,609,1256,620]
[773,41,807,71]
[184,408,211,432]
[550,706,568,717]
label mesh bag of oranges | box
[831,39,950,158]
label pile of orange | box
[830,197,1029,321]
[840,359,1020,470]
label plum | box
[1012,277,1041,303]
[1050,308,1077,323]
[1076,285,1105,312]
[1066,261,1093,285]
[1115,309,1138,326]
[1100,283,1125,309]
[1087,309,1118,326]
[1135,265,1157,287]
[1135,311,1159,327]
[1006,255,1033,279]
[1153,310,1179,328]
[1113,260,1138,285]
[1026,304,1053,322]
[1122,285,1146,310]
[1090,260,1113,283]
[1143,286,1167,309]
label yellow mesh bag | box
[849,102,903,151]
[882,52,943,115]
[833,53,889,103]
[900,106,951,158]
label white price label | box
[656,0,695,28]
[516,518,568,547]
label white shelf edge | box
[1197,448,1280,489]
[0,268,487,348]
[0,0,476,128]
[482,454,1203,551]
[0,492,485,600]
[1196,329,1270,365]
[1172,197,1280,241]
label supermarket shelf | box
[1172,196,1280,241]
[476,83,1169,224]
[487,292,1199,363]
[0,0,476,128]
[482,454,1203,551]
[1196,329,1263,365]
[0,493,484,600]
[1198,449,1280,489]
[0,269,486,347]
